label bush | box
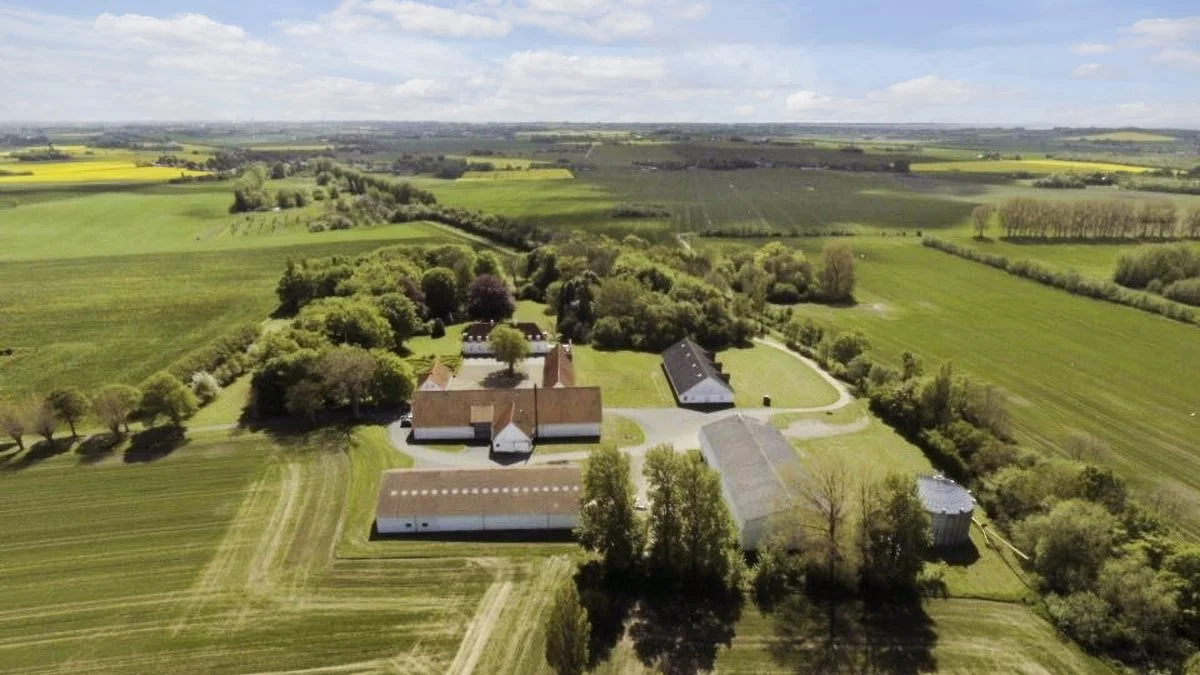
[430,318,446,339]
[1164,278,1200,306]
[189,371,221,405]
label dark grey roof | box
[463,321,546,341]
[661,337,732,396]
[917,475,975,514]
[698,415,804,522]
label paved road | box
[386,337,859,471]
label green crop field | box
[912,158,1154,175]
[760,236,1200,530]
[460,167,574,181]
[0,181,479,396]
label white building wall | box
[529,339,550,355]
[413,426,474,441]
[679,377,734,405]
[378,512,578,534]
[463,341,492,356]
[492,424,533,453]
[537,423,602,438]
[418,379,448,392]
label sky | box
[1,1,1198,127]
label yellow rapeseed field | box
[0,160,208,183]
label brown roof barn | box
[419,360,453,389]
[412,386,602,431]
[542,343,576,388]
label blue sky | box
[1,1,1197,126]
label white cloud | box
[1071,42,1114,55]
[1152,48,1200,72]
[785,90,841,112]
[1071,63,1113,79]
[733,104,754,116]
[355,0,511,38]
[1125,16,1200,46]
[501,50,666,94]
[871,75,979,105]
[1053,101,1200,128]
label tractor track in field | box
[446,560,515,675]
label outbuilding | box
[375,466,582,535]
[698,414,805,550]
[662,337,734,406]
[417,360,453,392]
[462,321,551,356]
[917,474,975,547]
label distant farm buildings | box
[542,343,575,388]
[375,466,582,535]
[462,321,550,356]
[698,415,804,550]
[917,475,975,547]
[662,337,734,405]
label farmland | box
[911,159,1154,175]
[0,160,207,183]
[761,236,1200,530]
[1064,131,1177,142]
[460,167,574,181]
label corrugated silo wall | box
[929,509,973,547]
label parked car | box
[399,412,413,428]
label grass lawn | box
[779,237,1200,532]
[189,375,251,427]
[571,346,675,407]
[770,399,867,428]
[535,414,645,455]
[719,343,840,408]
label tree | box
[678,449,740,583]
[819,242,856,303]
[93,385,140,435]
[296,297,394,350]
[139,372,199,428]
[799,459,851,584]
[28,395,57,443]
[859,474,931,591]
[318,346,377,418]
[421,267,459,320]
[285,379,325,424]
[489,324,530,375]
[971,204,995,239]
[0,399,29,451]
[371,350,415,407]
[544,579,590,675]
[577,445,643,572]
[189,372,221,405]
[372,293,421,347]
[1097,551,1180,649]
[644,445,686,576]
[466,274,517,321]
[47,387,89,439]
[1014,499,1118,594]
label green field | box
[461,168,574,181]
[912,159,1153,175]
[764,237,1200,530]
[720,343,840,408]
[0,181,478,397]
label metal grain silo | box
[917,475,975,547]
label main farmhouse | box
[411,330,601,454]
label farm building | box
[662,337,734,405]
[542,343,575,388]
[411,386,602,451]
[417,360,453,392]
[917,475,975,547]
[375,466,582,535]
[698,414,805,550]
[462,321,550,356]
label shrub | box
[190,371,221,405]
[1165,278,1200,307]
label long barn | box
[375,466,583,535]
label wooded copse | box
[988,197,1200,240]
[782,315,1200,670]
[1113,243,1200,305]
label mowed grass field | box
[764,237,1200,530]
[912,158,1154,175]
[460,168,574,181]
[0,417,1109,674]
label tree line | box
[1113,243,1200,306]
[922,237,1198,324]
[779,315,1200,670]
[979,197,1200,240]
